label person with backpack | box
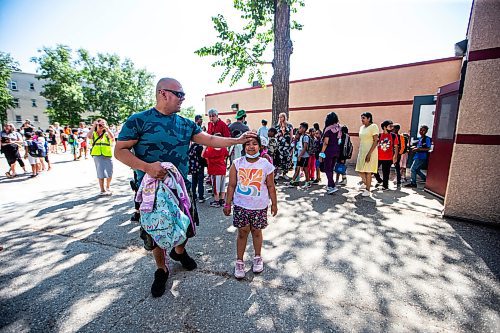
[202,133,229,207]
[405,125,432,188]
[1,123,26,178]
[318,112,342,194]
[188,141,206,203]
[68,129,79,160]
[306,128,320,185]
[115,78,256,297]
[393,123,409,185]
[289,122,311,188]
[23,132,40,177]
[87,118,115,196]
[335,125,353,186]
[33,130,48,172]
[374,120,399,190]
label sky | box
[0,0,473,115]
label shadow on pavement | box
[0,174,499,332]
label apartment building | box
[6,72,50,129]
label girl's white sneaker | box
[253,256,264,273]
[362,190,371,197]
[234,260,245,279]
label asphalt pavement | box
[0,152,499,333]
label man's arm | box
[114,140,166,179]
[192,131,256,148]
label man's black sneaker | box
[131,211,140,223]
[151,268,169,298]
[140,227,155,251]
[404,183,417,188]
[169,248,197,270]
[312,179,320,184]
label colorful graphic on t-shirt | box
[379,137,391,152]
[237,168,263,196]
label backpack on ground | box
[28,140,45,157]
[399,133,410,155]
[342,133,353,159]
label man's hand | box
[144,162,167,179]
[365,154,371,163]
[223,206,231,216]
[271,204,278,217]
[235,131,257,145]
[393,155,398,164]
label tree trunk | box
[271,0,292,127]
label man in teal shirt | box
[116,77,255,297]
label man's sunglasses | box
[159,89,185,99]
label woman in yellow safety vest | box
[87,118,115,196]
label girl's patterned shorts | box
[233,205,268,229]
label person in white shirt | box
[257,119,269,139]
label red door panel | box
[425,81,460,198]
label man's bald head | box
[155,77,185,114]
[156,78,180,91]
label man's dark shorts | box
[297,157,309,168]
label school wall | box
[205,57,462,162]
[443,0,500,224]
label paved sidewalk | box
[0,153,499,332]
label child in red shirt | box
[374,120,399,190]
[202,133,229,207]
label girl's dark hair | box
[361,112,373,124]
[341,125,349,134]
[242,135,262,152]
[313,122,320,131]
[267,127,277,135]
[323,112,339,134]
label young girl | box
[224,136,278,279]
[202,133,229,207]
[312,129,322,184]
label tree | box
[78,50,154,125]
[31,45,85,126]
[179,106,196,120]
[0,52,20,126]
[31,46,155,126]
[195,0,304,125]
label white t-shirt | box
[78,127,89,138]
[233,157,275,210]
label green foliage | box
[31,45,86,126]
[195,0,304,86]
[179,106,196,120]
[31,45,154,126]
[78,50,154,125]
[0,52,19,125]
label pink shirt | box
[233,157,275,210]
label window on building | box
[13,98,20,108]
[29,83,35,91]
[33,115,39,122]
[15,115,22,123]
[10,81,18,90]
[31,99,37,107]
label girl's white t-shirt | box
[233,157,275,210]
